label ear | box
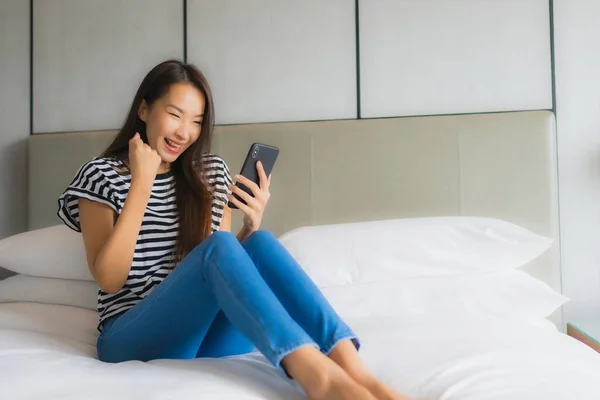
[138,100,149,123]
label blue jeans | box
[97,230,359,374]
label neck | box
[158,162,171,174]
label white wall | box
[33,0,183,133]
[30,0,552,129]
[0,0,29,234]
[187,0,356,125]
[554,0,600,322]
[0,0,29,279]
[359,0,553,118]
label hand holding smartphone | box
[228,143,279,209]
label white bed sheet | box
[1,302,600,400]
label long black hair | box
[101,59,216,262]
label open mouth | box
[164,138,184,153]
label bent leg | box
[98,231,316,372]
[96,252,220,362]
[196,310,255,358]
[241,230,360,355]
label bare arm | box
[78,132,161,293]
[236,224,254,242]
[79,182,152,294]
[219,204,254,241]
[219,204,232,232]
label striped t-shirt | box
[57,154,233,329]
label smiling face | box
[138,82,205,170]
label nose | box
[174,127,189,143]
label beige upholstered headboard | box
[28,110,562,323]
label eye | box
[168,112,180,119]
[194,120,202,125]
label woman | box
[57,59,410,400]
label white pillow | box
[0,274,98,311]
[321,269,568,322]
[0,217,552,287]
[279,217,553,288]
[0,303,98,346]
[0,225,92,280]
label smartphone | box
[228,143,279,209]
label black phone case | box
[228,143,279,209]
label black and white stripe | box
[57,154,233,329]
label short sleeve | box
[203,154,233,206]
[57,159,119,232]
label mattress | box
[1,302,600,400]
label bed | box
[1,110,599,399]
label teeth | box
[166,138,181,149]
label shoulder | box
[198,153,233,189]
[75,157,128,181]
[58,157,123,231]
[66,157,129,196]
[75,156,117,172]
[200,154,232,178]
[200,153,230,170]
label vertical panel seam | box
[355,0,361,119]
[457,128,463,216]
[549,0,557,114]
[29,0,33,134]
[183,0,187,62]
[548,0,565,327]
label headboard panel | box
[28,111,561,322]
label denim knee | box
[208,230,238,244]
[180,231,239,272]
[243,229,276,245]
[189,231,236,255]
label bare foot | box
[327,340,412,400]
[309,370,377,400]
[359,376,412,400]
[282,346,377,400]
